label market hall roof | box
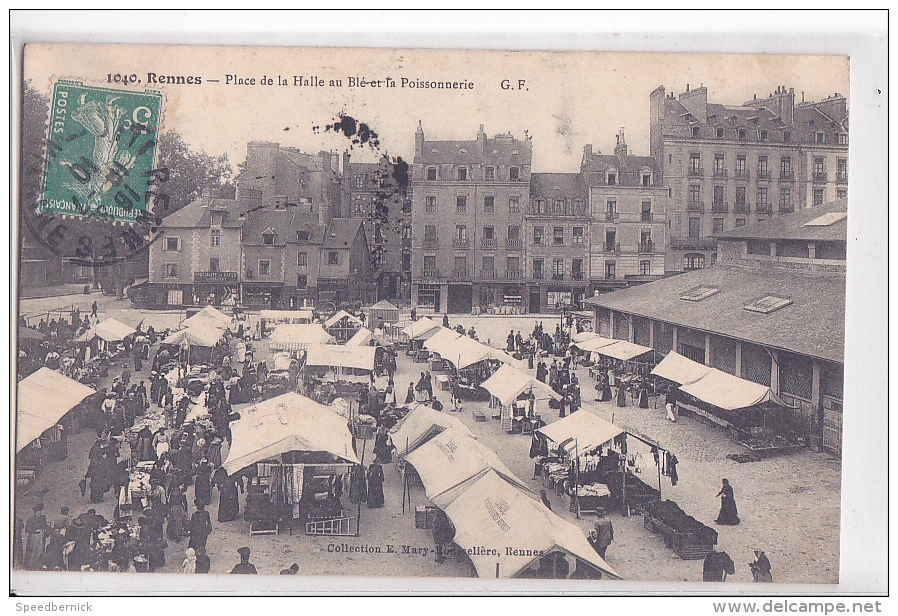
[584,263,845,364]
[714,199,847,243]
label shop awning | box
[261,309,314,324]
[325,310,363,329]
[572,336,619,353]
[595,340,654,361]
[680,368,787,411]
[571,331,601,345]
[537,410,625,456]
[17,368,96,452]
[222,392,359,474]
[402,317,441,341]
[442,471,621,580]
[162,324,224,348]
[650,351,713,386]
[269,324,335,351]
[480,364,561,406]
[422,327,462,357]
[305,344,376,371]
[448,335,493,370]
[75,318,137,343]
[406,427,533,507]
[182,305,233,330]
[18,326,47,342]
[390,404,476,455]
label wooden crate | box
[473,410,487,422]
[671,533,715,560]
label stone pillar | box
[648,319,655,349]
[609,311,615,339]
[770,241,778,257]
[628,317,634,343]
[671,325,678,353]
[808,241,817,259]
[704,333,711,365]
[811,360,822,410]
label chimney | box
[475,124,487,157]
[583,144,593,158]
[415,120,425,159]
[614,128,628,158]
[679,84,708,122]
[318,150,333,174]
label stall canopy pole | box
[401,437,410,515]
[574,438,581,519]
[356,438,367,537]
[657,452,663,501]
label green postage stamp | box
[39,81,163,224]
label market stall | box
[181,305,233,331]
[74,318,137,354]
[367,300,401,330]
[268,323,335,352]
[260,309,314,333]
[535,411,661,516]
[221,392,360,536]
[440,470,621,579]
[390,404,476,456]
[161,324,227,365]
[401,317,442,359]
[16,368,96,483]
[324,310,364,343]
[405,427,533,507]
[480,364,561,434]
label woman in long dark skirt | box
[214,468,240,523]
[638,382,650,408]
[616,383,628,407]
[349,464,367,504]
[373,426,393,465]
[193,463,213,508]
[366,463,385,509]
[715,479,741,525]
[167,484,189,542]
[601,376,612,403]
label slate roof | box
[321,218,365,250]
[162,196,261,229]
[529,173,587,199]
[716,200,848,243]
[584,263,845,364]
[416,134,532,165]
[580,152,659,187]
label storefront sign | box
[195,271,238,283]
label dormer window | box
[815,132,826,144]
[607,171,617,186]
[297,230,310,242]
[760,129,768,141]
[457,167,467,181]
[262,232,276,245]
[642,172,653,187]
[716,127,724,138]
[426,166,437,181]
[838,134,848,145]
[692,126,700,137]
[509,166,520,181]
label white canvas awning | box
[402,317,441,341]
[595,340,653,362]
[537,410,626,456]
[75,318,137,343]
[17,368,96,451]
[571,331,601,345]
[261,309,314,324]
[345,328,373,347]
[390,404,476,455]
[222,392,359,474]
[162,324,225,348]
[325,310,363,329]
[680,368,785,411]
[480,364,561,406]
[442,471,621,580]
[572,336,619,353]
[448,335,493,370]
[650,351,713,386]
[182,305,233,330]
[422,327,463,357]
[269,324,335,351]
[406,428,533,508]
[305,344,376,371]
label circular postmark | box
[21,80,170,268]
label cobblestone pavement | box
[15,307,841,584]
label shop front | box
[193,271,239,307]
[241,281,284,309]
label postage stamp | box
[40,81,164,224]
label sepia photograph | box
[9,12,888,600]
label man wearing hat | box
[230,547,257,574]
[590,508,614,560]
[23,503,49,569]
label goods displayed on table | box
[643,499,718,560]
[128,461,155,499]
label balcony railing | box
[423,269,441,278]
[779,170,795,181]
[571,271,585,282]
[687,167,704,177]
[756,170,771,180]
[604,212,619,222]
[532,238,544,246]
[506,239,523,249]
[713,168,728,178]
[422,238,439,249]
[687,202,704,212]
[734,202,750,214]
[452,238,469,248]
[451,270,470,279]
[641,212,653,222]
[602,242,619,253]
[813,171,828,183]
[552,273,565,281]
[711,201,729,213]
[505,270,522,280]
[734,169,750,179]
[481,238,497,248]
[836,172,848,184]
[638,242,655,253]
[479,270,497,279]
[756,204,772,214]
